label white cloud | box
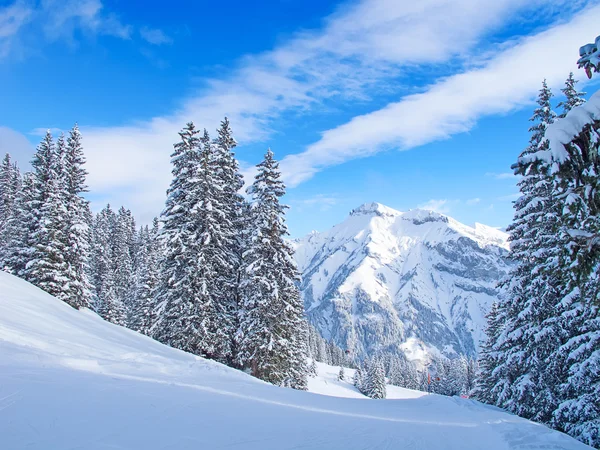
[10,0,591,221]
[0,1,33,57]
[280,4,600,187]
[295,194,339,211]
[140,27,172,45]
[40,0,131,41]
[418,199,450,214]
[74,0,570,219]
[0,127,34,170]
[466,197,481,205]
[0,0,131,59]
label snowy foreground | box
[0,272,591,449]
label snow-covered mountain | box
[0,271,591,449]
[294,202,511,363]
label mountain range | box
[294,202,511,364]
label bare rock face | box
[293,203,511,364]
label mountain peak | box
[349,202,401,218]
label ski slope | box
[0,272,591,449]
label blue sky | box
[2,0,600,237]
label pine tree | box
[533,100,600,447]
[474,302,503,404]
[338,366,345,381]
[27,132,70,299]
[364,358,386,399]
[557,72,586,118]
[113,206,136,321]
[156,123,235,361]
[1,173,35,276]
[353,364,364,391]
[213,117,245,364]
[154,123,203,352]
[236,148,308,389]
[61,124,93,309]
[131,219,161,335]
[493,80,561,422]
[309,359,318,377]
[91,205,126,325]
[0,154,21,266]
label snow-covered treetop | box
[578,34,600,78]
[527,90,600,166]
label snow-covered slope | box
[0,272,591,449]
[308,360,428,400]
[295,203,511,362]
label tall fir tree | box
[131,219,161,335]
[364,358,387,399]
[474,302,503,404]
[236,149,308,389]
[61,125,93,309]
[537,105,600,447]
[155,123,234,360]
[1,172,35,276]
[557,72,586,118]
[0,154,21,266]
[113,206,136,322]
[213,117,246,364]
[492,80,561,422]
[27,132,70,299]
[91,204,127,325]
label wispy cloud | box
[40,0,132,41]
[74,0,572,219]
[13,0,594,222]
[294,194,339,212]
[466,197,481,205]
[418,199,450,214]
[280,4,600,186]
[0,127,35,169]
[0,1,33,57]
[140,27,172,45]
[0,0,132,59]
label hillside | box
[295,203,511,363]
[0,271,591,449]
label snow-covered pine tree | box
[113,206,136,322]
[27,132,70,299]
[212,117,245,364]
[131,219,161,335]
[156,124,235,361]
[91,205,127,325]
[532,97,600,447]
[309,359,318,377]
[364,358,386,399]
[61,124,93,309]
[154,123,203,351]
[557,72,586,118]
[236,148,308,390]
[1,172,35,276]
[338,366,345,381]
[0,154,21,265]
[353,364,364,392]
[493,80,561,422]
[474,301,503,404]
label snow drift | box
[0,271,591,449]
